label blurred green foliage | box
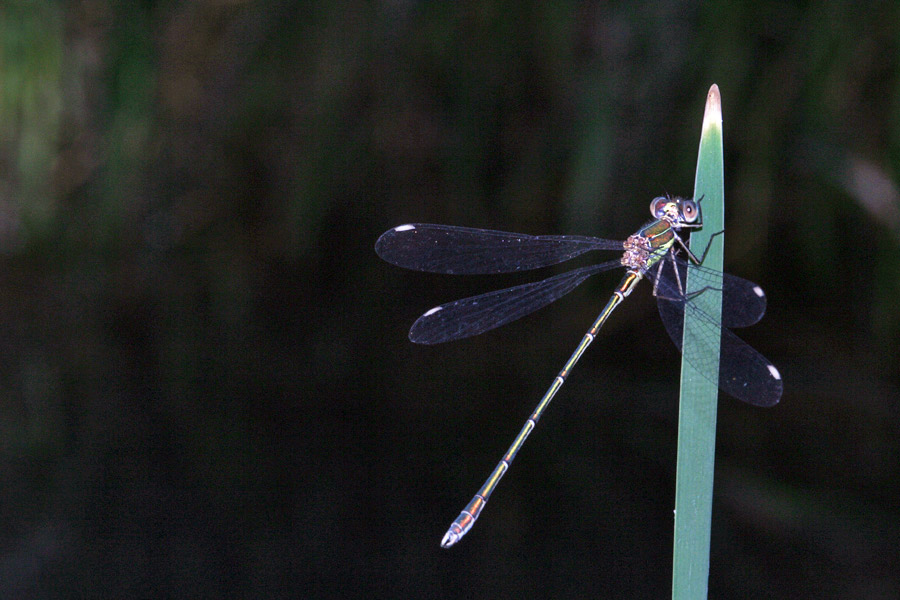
[0,2,63,236]
[0,1,899,597]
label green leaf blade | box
[672,84,725,600]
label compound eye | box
[680,199,699,223]
[650,196,669,218]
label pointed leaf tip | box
[702,84,722,134]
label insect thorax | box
[621,234,652,270]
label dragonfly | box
[375,195,782,548]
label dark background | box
[2,2,899,598]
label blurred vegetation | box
[0,1,899,598]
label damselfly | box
[375,196,782,547]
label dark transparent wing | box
[655,264,782,407]
[662,257,768,328]
[410,261,621,344]
[376,223,621,274]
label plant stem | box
[672,84,725,600]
